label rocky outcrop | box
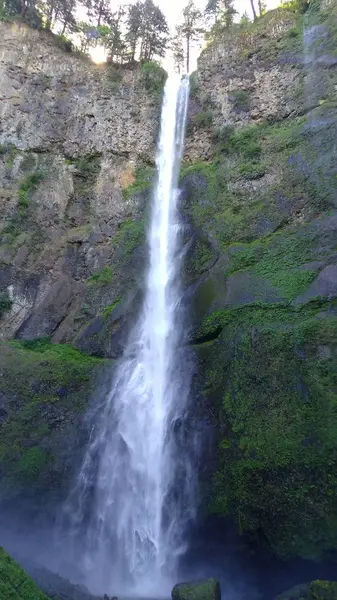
[0,21,159,353]
[276,580,337,600]
[172,579,221,600]
[182,1,337,561]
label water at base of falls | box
[58,74,196,597]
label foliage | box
[0,547,49,599]
[175,0,204,72]
[0,340,104,494]
[122,162,155,199]
[18,172,44,214]
[0,291,12,318]
[229,89,250,110]
[88,265,113,285]
[0,0,169,65]
[125,0,169,63]
[101,299,121,318]
[140,61,167,94]
[205,0,237,28]
[114,219,146,257]
[195,110,213,128]
[194,294,337,558]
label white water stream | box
[60,74,194,596]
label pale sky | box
[90,0,281,64]
[156,0,280,27]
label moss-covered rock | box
[0,339,109,504]
[277,580,337,600]
[172,579,221,600]
[0,547,49,599]
[182,6,337,560]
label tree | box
[125,0,169,63]
[100,8,127,63]
[125,1,143,62]
[205,0,237,27]
[249,0,257,20]
[171,28,184,73]
[178,0,203,73]
[257,0,266,15]
[85,0,112,27]
[40,0,76,33]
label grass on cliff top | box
[0,547,49,599]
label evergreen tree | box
[171,28,184,73]
[125,0,168,63]
[101,7,127,62]
[178,0,203,73]
[205,0,236,26]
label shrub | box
[213,124,235,143]
[0,291,12,318]
[230,89,250,111]
[54,33,73,52]
[18,171,44,213]
[105,65,123,89]
[195,110,213,128]
[140,61,167,94]
[88,266,113,285]
[189,71,199,99]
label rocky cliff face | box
[0,21,160,507]
[182,3,337,561]
[0,20,160,350]
[0,1,337,569]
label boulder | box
[172,578,221,600]
[276,580,337,600]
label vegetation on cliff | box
[183,0,337,561]
[0,547,49,600]
[0,340,107,500]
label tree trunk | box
[258,0,263,15]
[61,20,67,35]
[186,34,190,73]
[250,0,257,20]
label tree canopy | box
[0,0,169,64]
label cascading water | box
[60,74,195,596]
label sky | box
[90,0,281,64]
[156,0,280,28]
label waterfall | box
[60,74,195,596]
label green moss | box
[88,265,113,285]
[226,227,321,300]
[13,447,50,480]
[0,143,19,168]
[140,61,167,95]
[172,579,220,600]
[122,163,155,200]
[0,547,50,600]
[17,172,44,214]
[183,108,337,247]
[101,299,121,318]
[203,310,337,559]
[0,340,105,493]
[229,89,250,111]
[308,581,337,600]
[195,110,213,128]
[0,291,12,318]
[277,579,337,600]
[114,219,146,257]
